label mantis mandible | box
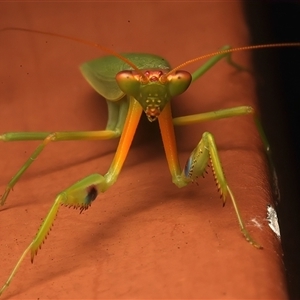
[0,27,299,296]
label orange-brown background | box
[0,2,286,299]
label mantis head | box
[116,69,192,122]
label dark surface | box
[244,2,300,299]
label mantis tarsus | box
[0,27,299,296]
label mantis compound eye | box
[166,70,192,97]
[116,70,141,97]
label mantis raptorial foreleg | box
[182,132,259,248]
[158,103,262,249]
[0,97,142,296]
[0,173,107,295]
[170,99,268,249]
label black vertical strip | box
[243,2,300,299]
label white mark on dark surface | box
[267,204,281,239]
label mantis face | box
[116,69,192,122]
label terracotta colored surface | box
[0,2,286,299]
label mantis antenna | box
[0,27,143,75]
[165,43,300,77]
[2,27,299,81]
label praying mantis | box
[0,27,300,297]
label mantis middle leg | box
[0,97,129,206]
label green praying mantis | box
[0,27,300,296]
